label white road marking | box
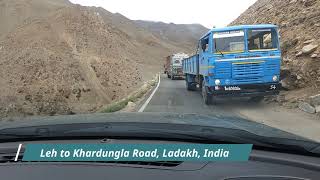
[14,144,22,161]
[138,74,161,112]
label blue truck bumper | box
[208,83,281,97]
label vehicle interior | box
[1,0,320,179]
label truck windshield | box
[213,30,245,54]
[173,58,182,65]
[248,28,278,51]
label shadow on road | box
[212,97,263,106]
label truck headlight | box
[272,75,278,82]
[215,79,221,85]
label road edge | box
[138,73,161,112]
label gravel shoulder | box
[230,101,320,142]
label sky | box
[69,0,257,28]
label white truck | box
[166,53,189,80]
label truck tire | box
[202,81,213,105]
[186,79,196,91]
[171,75,175,80]
[167,74,171,78]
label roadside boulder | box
[298,102,316,114]
[295,51,303,57]
[303,39,314,44]
[296,75,302,80]
[309,94,320,106]
[301,44,318,54]
[283,58,292,63]
[311,54,318,58]
[127,101,135,107]
[280,78,296,90]
[290,0,297,4]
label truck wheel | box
[167,74,171,78]
[186,79,196,91]
[202,82,213,105]
[171,75,175,80]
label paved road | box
[143,74,243,117]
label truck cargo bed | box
[182,54,199,75]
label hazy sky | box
[69,0,257,28]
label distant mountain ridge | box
[135,20,209,53]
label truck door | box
[199,36,210,75]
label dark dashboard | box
[0,139,319,180]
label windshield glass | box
[213,30,245,53]
[173,58,182,65]
[1,0,320,161]
[248,28,278,51]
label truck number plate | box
[270,85,276,90]
[224,86,241,91]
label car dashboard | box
[0,139,319,180]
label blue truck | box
[182,24,281,104]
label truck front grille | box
[232,62,264,84]
[233,77,263,84]
[232,62,264,77]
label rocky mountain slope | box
[0,0,207,118]
[230,0,320,112]
[135,20,209,53]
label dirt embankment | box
[0,0,207,118]
[230,0,320,114]
[0,5,142,117]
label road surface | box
[143,74,255,117]
[141,74,320,142]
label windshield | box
[248,28,278,51]
[173,58,182,65]
[213,30,245,53]
[1,0,320,163]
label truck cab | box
[183,24,281,104]
[167,53,189,80]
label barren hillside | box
[0,0,72,38]
[230,0,320,108]
[0,0,206,118]
[135,20,209,53]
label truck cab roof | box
[201,24,278,39]
[172,53,188,57]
